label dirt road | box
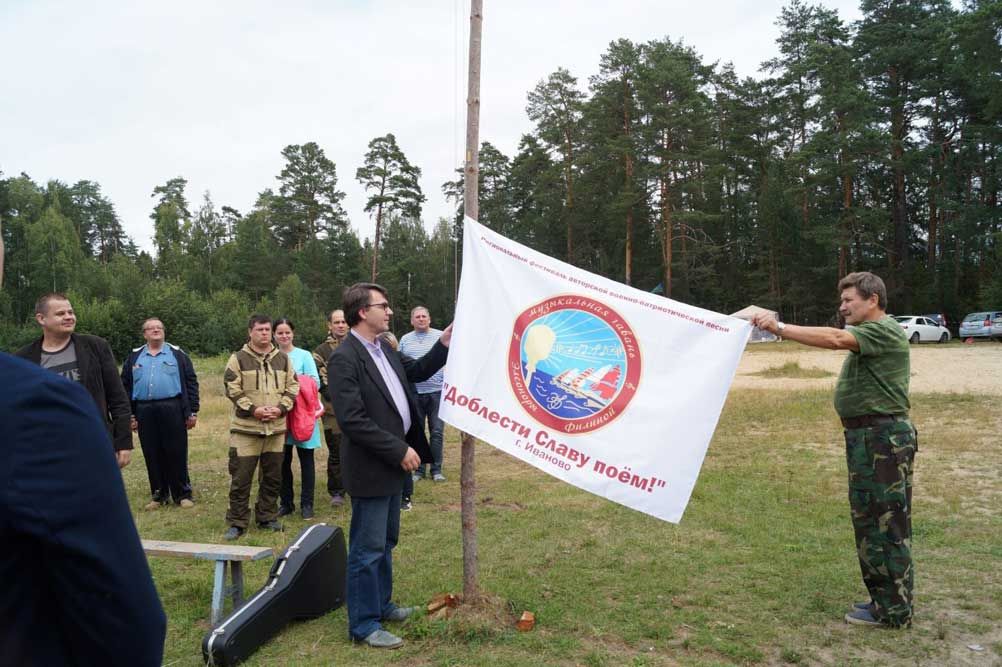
[734,342,1002,394]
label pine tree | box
[356,133,425,280]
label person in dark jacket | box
[15,293,133,467]
[0,352,167,667]
[121,317,200,509]
[329,282,451,649]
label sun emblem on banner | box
[508,295,642,434]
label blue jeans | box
[416,391,444,476]
[347,494,402,640]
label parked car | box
[959,311,1002,340]
[922,313,948,329]
[893,315,951,343]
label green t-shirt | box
[833,315,910,418]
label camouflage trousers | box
[226,432,285,529]
[844,418,917,626]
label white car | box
[893,315,951,344]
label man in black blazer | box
[16,293,133,467]
[329,282,451,649]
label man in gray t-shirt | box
[15,293,133,466]
[40,339,81,383]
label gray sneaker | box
[358,629,404,649]
[845,608,884,627]
[384,606,418,622]
[223,526,244,541]
[433,473,446,482]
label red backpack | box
[288,374,321,442]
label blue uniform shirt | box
[130,344,183,401]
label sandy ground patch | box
[734,342,1002,394]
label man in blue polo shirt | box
[121,317,200,510]
[399,306,446,483]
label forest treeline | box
[2,0,1000,358]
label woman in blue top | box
[274,318,323,519]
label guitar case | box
[202,523,346,666]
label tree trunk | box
[460,0,483,603]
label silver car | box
[893,315,951,344]
[959,311,1002,340]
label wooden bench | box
[142,540,274,625]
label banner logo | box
[508,295,641,434]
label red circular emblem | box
[507,295,641,434]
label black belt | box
[135,395,182,404]
[841,413,907,429]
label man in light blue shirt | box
[121,318,200,510]
[399,306,446,482]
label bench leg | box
[230,561,245,608]
[211,560,227,626]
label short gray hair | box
[838,272,887,310]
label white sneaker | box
[433,473,446,482]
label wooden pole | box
[460,0,482,602]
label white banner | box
[440,218,750,523]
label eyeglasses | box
[364,302,391,311]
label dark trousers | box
[280,445,315,510]
[135,397,191,503]
[324,429,344,496]
[402,467,413,501]
[415,391,444,477]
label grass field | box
[748,361,834,379]
[127,349,1002,666]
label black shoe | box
[257,520,284,532]
[401,497,412,512]
[224,526,245,541]
[277,504,295,517]
[301,505,314,520]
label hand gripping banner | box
[440,218,750,523]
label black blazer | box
[16,333,133,452]
[329,332,448,497]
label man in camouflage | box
[222,314,300,541]
[753,271,916,628]
[313,308,349,506]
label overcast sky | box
[1,0,864,251]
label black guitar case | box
[202,523,346,666]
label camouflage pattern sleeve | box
[223,354,256,417]
[312,347,329,394]
[278,368,300,415]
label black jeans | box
[135,397,192,503]
[324,429,344,496]
[280,445,316,510]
